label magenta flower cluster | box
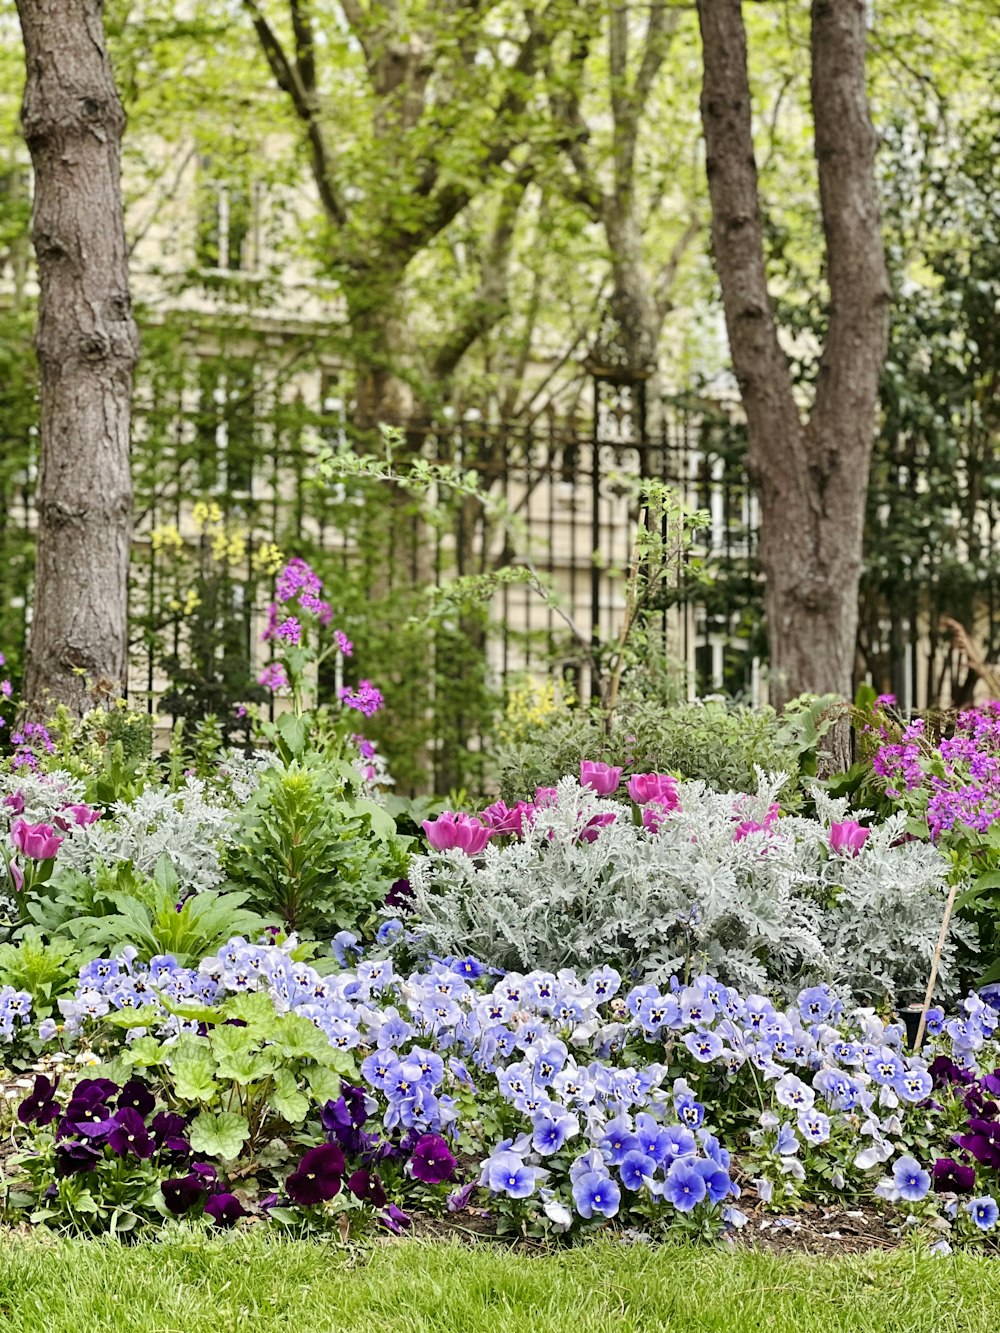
[424,762,690,856]
[875,705,1000,839]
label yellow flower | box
[192,500,223,530]
[183,589,202,615]
[226,531,247,567]
[252,542,285,575]
[150,523,184,553]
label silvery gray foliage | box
[0,770,85,827]
[211,749,276,806]
[405,772,967,1003]
[58,777,235,893]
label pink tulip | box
[480,800,535,836]
[422,812,493,856]
[830,820,869,856]
[580,761,623,795]
[579,812,616,844]
[734,820,769,842]
[3,791,25,816]
[8,861,23,892]
[642,802,670,834]
[534,787,559,808]
[627,773,680,810]
[54,804,101,831]
[10,818,63,860]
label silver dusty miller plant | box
[58,777,235,893]
[405,773,967,1004]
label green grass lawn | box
[0,1233,997,1333]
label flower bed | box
[1,932,998,1251]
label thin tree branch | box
[242,0,347,228]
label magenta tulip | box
[830,820,869,856]
[480,799,535,836]
[10,819,63,861]
[626,773,680,809]
[580,761,623,795]
[422,812,493,856]
[579,812,617,844]
[63,804,101,827]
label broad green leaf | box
[276,711,308,757]
[269,1067,309,1123]
[189,1110,250,1160]
[303,1064,341,1105]
[170,1054,218,1102]
[270,1013,331,1062]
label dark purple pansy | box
[162,1163,217,1215]
[929,1055,973,1089]
[150,1111,187,1142]
[204,1192,247,1227]
[17,1074,60,1127]
[285,1144,344,1206]
[108,1107,155,1159]
[933,1157,977,1193]
[117,1079,156,1118]
[408,1133,457,1185]
[54,1139,101,1177]
[347,1169,388,1209]
[385,878,413,911]
[982,1070,1000,1098]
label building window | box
[196,156,256,273]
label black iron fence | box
[2,365,1000,788]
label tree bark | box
[696,0,890,710]
[16,0,139,716]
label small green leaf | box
[270,1013,331,1062]
[189,1110,251,1160]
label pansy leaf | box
[103,1005,164,1029]
[269,1067,309,1123]
[217,1050,279,1085]
[189,1110,250,1160]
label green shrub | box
[223,758,409,936]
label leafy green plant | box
[224,759,408,936]
[0,927,84,1020]
[33,856,266,967]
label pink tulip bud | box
[8,860,23,892]
[830,820,869,856]
[422,812,492,856]
[626,773,680,809]
[534,787,559,808]
[3,791,25,816]
[580,761,623,796]
[10,818,63,861]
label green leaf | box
[119,1036,164,1068]
[188,1110,250,1160]
[270,1013,331,1062]
[276,711,308,758]
[303,1064,341,1105]
[170,1053,218,1102]
[269,1067,309,1123]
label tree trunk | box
[696,0,890,715]
[16,0,139,716]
